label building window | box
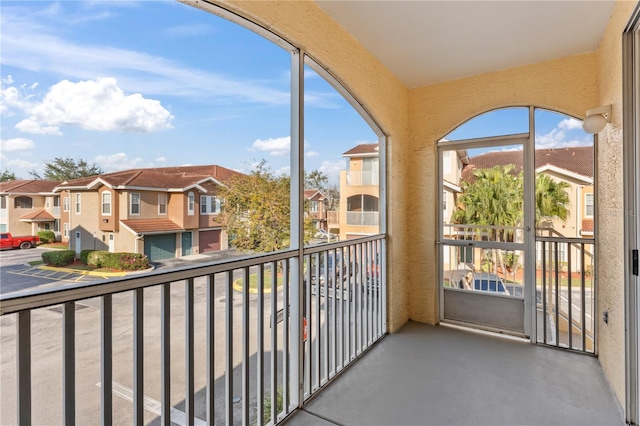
[585,193,594,217]
[130,193,141,215]
[63,223,69,238]
[54,219,60,232]
[158,194,167,215]
[188,192,195,216]
[443,151,451,174]
[1,196,6,209]
[75,194,81,214]
[443,191,447,211]
[201,196,221,215]
[63,196,70,212]
[102,191,112,215]
[15,196,33,209]
[309,201,319,213]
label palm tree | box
[452,165,523,274]
[452,165,571,277]
[535,173,570,230]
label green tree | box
[30,157,103,181]
[452,165,571,275]
[305,169,339,210]
[0,170,18,182]
[535,173,570,226]
[452,165,522,274]
[220,161,315,253]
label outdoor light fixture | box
[582,105,611,134]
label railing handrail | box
[0,250,292,315]
[536,236,595,244]
[0,234,387,315]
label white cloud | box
[15,77,174,135]
[318,160,345,184]
[155,156,167,163]
[275,166,290,176]
[535,128,591,149]
[558,118,582,131]
[15,118,62,135]
[94,152,144,172]
[535,118,592,149]
[4,158,39,171]
[0,137,35,151]
[306,151,319,158]
[2,75,14,84]
[251,136,291,157]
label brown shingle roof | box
[462,146,593,182]
[0,180,61,194]
[343,143,379,157]
[121,219,183,234]
[19,209,55,222]
[582,218,594,232]
[56,165,242,191]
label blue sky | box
[1,1,592,182]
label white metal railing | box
[346,211,379,227]
[0,236,386,425]
[536,237,595,353]
[346,171,379,186]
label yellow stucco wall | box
[216,0,412,332]
[594,0,638,407]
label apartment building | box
[54,165,240,261]
[0,180,62,237]
[338,143,380,240]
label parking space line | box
[96,381,207,426]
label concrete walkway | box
[284,321,624,426]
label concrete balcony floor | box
[284,321,624,426]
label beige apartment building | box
[0,180,62,238]
[55,165,239,261]
[338,143,380,240]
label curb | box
[38,265,154,278]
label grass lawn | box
[233,270,285,293]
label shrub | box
[37,230,56,244]
[42,250,75,267]
[80,250,94,265]
[103,252,150,271]
[87,250,110,268]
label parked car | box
[472,272,510,295]
[448,270,510,295]
[0,232,40,250]
[314,229,339,242]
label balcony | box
[346,211,379,227]
[0,232,625,425]
[346,171,379,187]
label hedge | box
[42,250,75,267]
[86,250,149,271]
[37,230,56,244]
[80,249,94,265]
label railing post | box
[63,302,75,426]
[101,295,112,426]
[17,311,31,426]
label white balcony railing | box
[346,171,379,186]
[346,211,379,227]
[0,236,386,425]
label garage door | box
[144,234,176,262]
[199,230,221,253]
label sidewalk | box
[153,248,243,270]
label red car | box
[0,233,40,250]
